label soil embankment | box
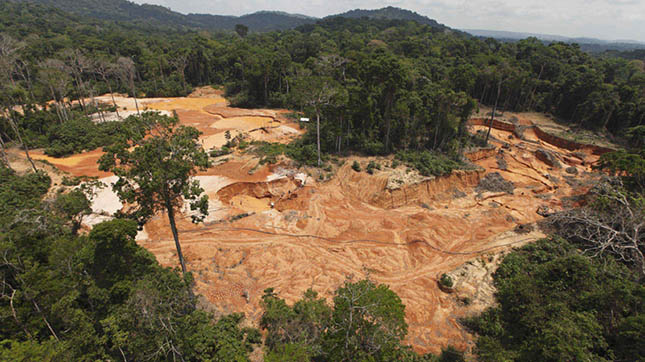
[11,89,606,355]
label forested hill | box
[329,6,454,33]
[9,0,317,31]
[9,0,458,33]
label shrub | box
[351,161,361,172]
[440,273,454,288]
[366,161,381,174]
[396,151,463,177]
[210,146,232,158]
[61,176,82,186]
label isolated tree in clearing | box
[99,112,211,273]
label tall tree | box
[116,57,140,115]
[293,74,339,166]
[99,113,211,273]
[94,58,121,119]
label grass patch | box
[395,150,463,177]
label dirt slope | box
[11,89,603,355]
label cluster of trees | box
[261,279,464,361]
[2,1,643,166]
[0,167,261,360]
[465,237,644,361]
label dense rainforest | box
[1,1,644,360]
[1,1,644,160]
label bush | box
[440,273,454,288]
[351,161,361,172]
[396,151,463,177]
[61,176,82,186]
[366,161,381,174]
[44,117,124,157]
[210,146,232,158]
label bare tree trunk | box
[166,200,187,274]
[130,80,140,115]
[316,111,322,167]
[485,81,502,144]
[48,85,64,123]
[6,107,37,172]
[526,64,543,110]
[0,135,11,169]
[100,74,120,119]
[384,91,394,153]
[485,80,502,145]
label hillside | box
[10,1,459,33]
[9,0,317,31]
[330,6,453,32]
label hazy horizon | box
[129,0,645,43]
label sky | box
[130,0,645,42]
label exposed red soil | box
[14,91,605,355]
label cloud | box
[131,0,645,41]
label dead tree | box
[170,51,189,94]
[39,59,71,122]
[549,179,645,277]
[94,59,121,119]
[116,57,140,115]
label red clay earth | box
[13,88,605,355]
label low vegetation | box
[395,150,464,177]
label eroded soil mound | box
[476,172,515,194]
[11,89,605,355]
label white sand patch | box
[181,176,236,223]
[81,176,123,227]
[135,228,149,242]
[266,173,287,182]
[194,175,235,193]
[91,110,172,123]
[295,173,311,186]
[90,176,122,215]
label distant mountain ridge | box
[9,0,317,31]
[9,0,457,33]
[464,29,645,51]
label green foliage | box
[0,339,67,361]
[53,189,91,233]
[366,160,381,174]
[98,112,211,273]
[351,160,361,172]
[0,170,258,361]
[466,237,645,361]
[597,150,645,192]
[326,278,409,361]
[261,279,425,361]
[0,167,50,222]
[61,176,81,186]
[210,146,232,158]
[396,151,463,177]
[99,112,211,225]
[44,117,123,157]
[439,273,454,288]
[3,1,643,164]
[250,141,322,167]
